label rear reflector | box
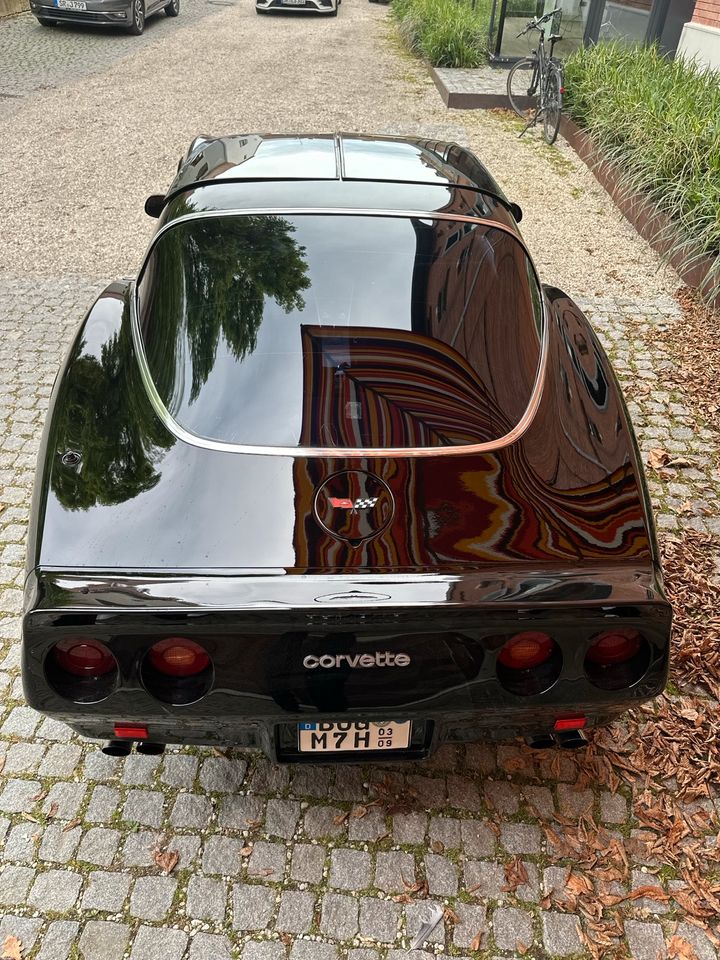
[53,637,116,678]
[498,631,554,669]
[554,717,586,731]
[114,724,148,739]
[148,637,210,677]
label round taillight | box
[53,637,116,677]
[148,638,210,678]
[498,631,554,670]
[586,629,642,665]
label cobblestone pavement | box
[1,1,720,957]
[0,0,224,113]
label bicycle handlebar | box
[516,8,562,37]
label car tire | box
[165,0,179,15]
[127,0,145,33]
[37,16,57,24]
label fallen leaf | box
[1,935,23,960]
[668,936,700,960]
[333,811,349,826]
[517,943,529,955]
[648,448,671,469]
[470,930,484,951]
[239,846,253,856]
[46,802,59,820]
[0,757,5,775]
[391,893,414,904]
[153,849,179,874]
[351,805,368,819]
[443,906,459,925]
[63,819,82,833]
[431,840,444,854]
[30,789,48,804]
[248,868,274,877]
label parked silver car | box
[29,0,179,34]
[256,0,339,15]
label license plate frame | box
[55,0,88,9]
[298,720,412,753]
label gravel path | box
[0,0,679,300]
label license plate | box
[55,0,88,9]
[298,721,412,753]
[282,1,305,6]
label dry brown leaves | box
[1,936,22,960]
[369,774,421,815]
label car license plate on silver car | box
[298,721,412,753]
[55,0,88,9]
[282,1,305,6]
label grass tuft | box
[563,43,720,294]
[391,0,493,68]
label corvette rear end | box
[22,134,671,762]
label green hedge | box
[392,0,492,68]
[564,43,720,289]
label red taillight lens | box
[148,638,210,677]
[498,631,554,669]
[53,638,116,677]
[586,629,642,665]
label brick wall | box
[691,0,720,28]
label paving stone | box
[600,791,629,824]
[128,926,188,960]
[429,815,462,849]
[461,820,496,857]
[0,864,35,905]
[375,850,416,893]
[123,788,165,827]
[541,911,584,956]
[425,852,458,895]
[275,888,316,933]
[39,823,82,863]
[392,811,427,844]
[484,780,520,815]
[493,906,534,951]
[233,882,276,930]
[331,766,366,801]
[248,839,286,881]
[320,891,360,939]
[76,827,121,866]
[36,920,80,960]
[625,920,667,960]
[170,792,213,828]
[41,743,82,777]
[186,876,227,921]
[557,783,594,819]
[81,871,132,912]
[190,933,233,960]
[248,759,290,794]
[291,765,334,799]
[129,875,177,920]
[358,897,401,943]
[630,869,670,913]
[348,951,380,960]
[162,753,199,789]
[303,804,346,838]
[348,805,387,841]
[4,742,45,773]
[28,868,82,910]
[522,785,555,819]
[202,835,246,875]
[2,822,39,862]
[77,921,131,960]
[329,847,371,890]
[1,705,40,737]
[405,901,446,946]
[464,859,539,901]
[0,778,41,812]
[121,830,161,867]
[291,842,326,882]
[544,866,571,896]
[83,750,119,781]
[406,774,446,808]
[243,944,285,960]
[673,922,718,960]
[499,822,542,855]
[290,943,338,960]
[266,797,301,839]
[0,917,42,951]
[171,833,201,868]
[86,786,121,823]
[199,756,247,792]
[218,795,264,830]
[121,754,161,786]
[453,903,488,949]
[446,774,482,811]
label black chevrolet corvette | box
[22,134,671,762]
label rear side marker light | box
[53,637,116,677]
[554,717,586,731]
[114,724,148,739]
[498,631,554,669]
[148,638,210,677]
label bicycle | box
[506,7,564,145]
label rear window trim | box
[132,207,548,459]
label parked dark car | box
[30,0,178,34]
[22,133,671,763]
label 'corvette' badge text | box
[303,651,411,669]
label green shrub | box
[564,42,720,290]
[392,0,492,68]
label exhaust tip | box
[555,729,588,749]
[136,741,166,756]
[102,739,133,757]
[525,734,556,749]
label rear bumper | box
[23,566,671,760]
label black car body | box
[22,133,671,762]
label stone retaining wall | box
[0,0,28,18]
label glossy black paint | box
[22,134,671,759]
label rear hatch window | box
[136,213,543,449]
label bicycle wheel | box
[543,62,563,145]
[507,57,539,119]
